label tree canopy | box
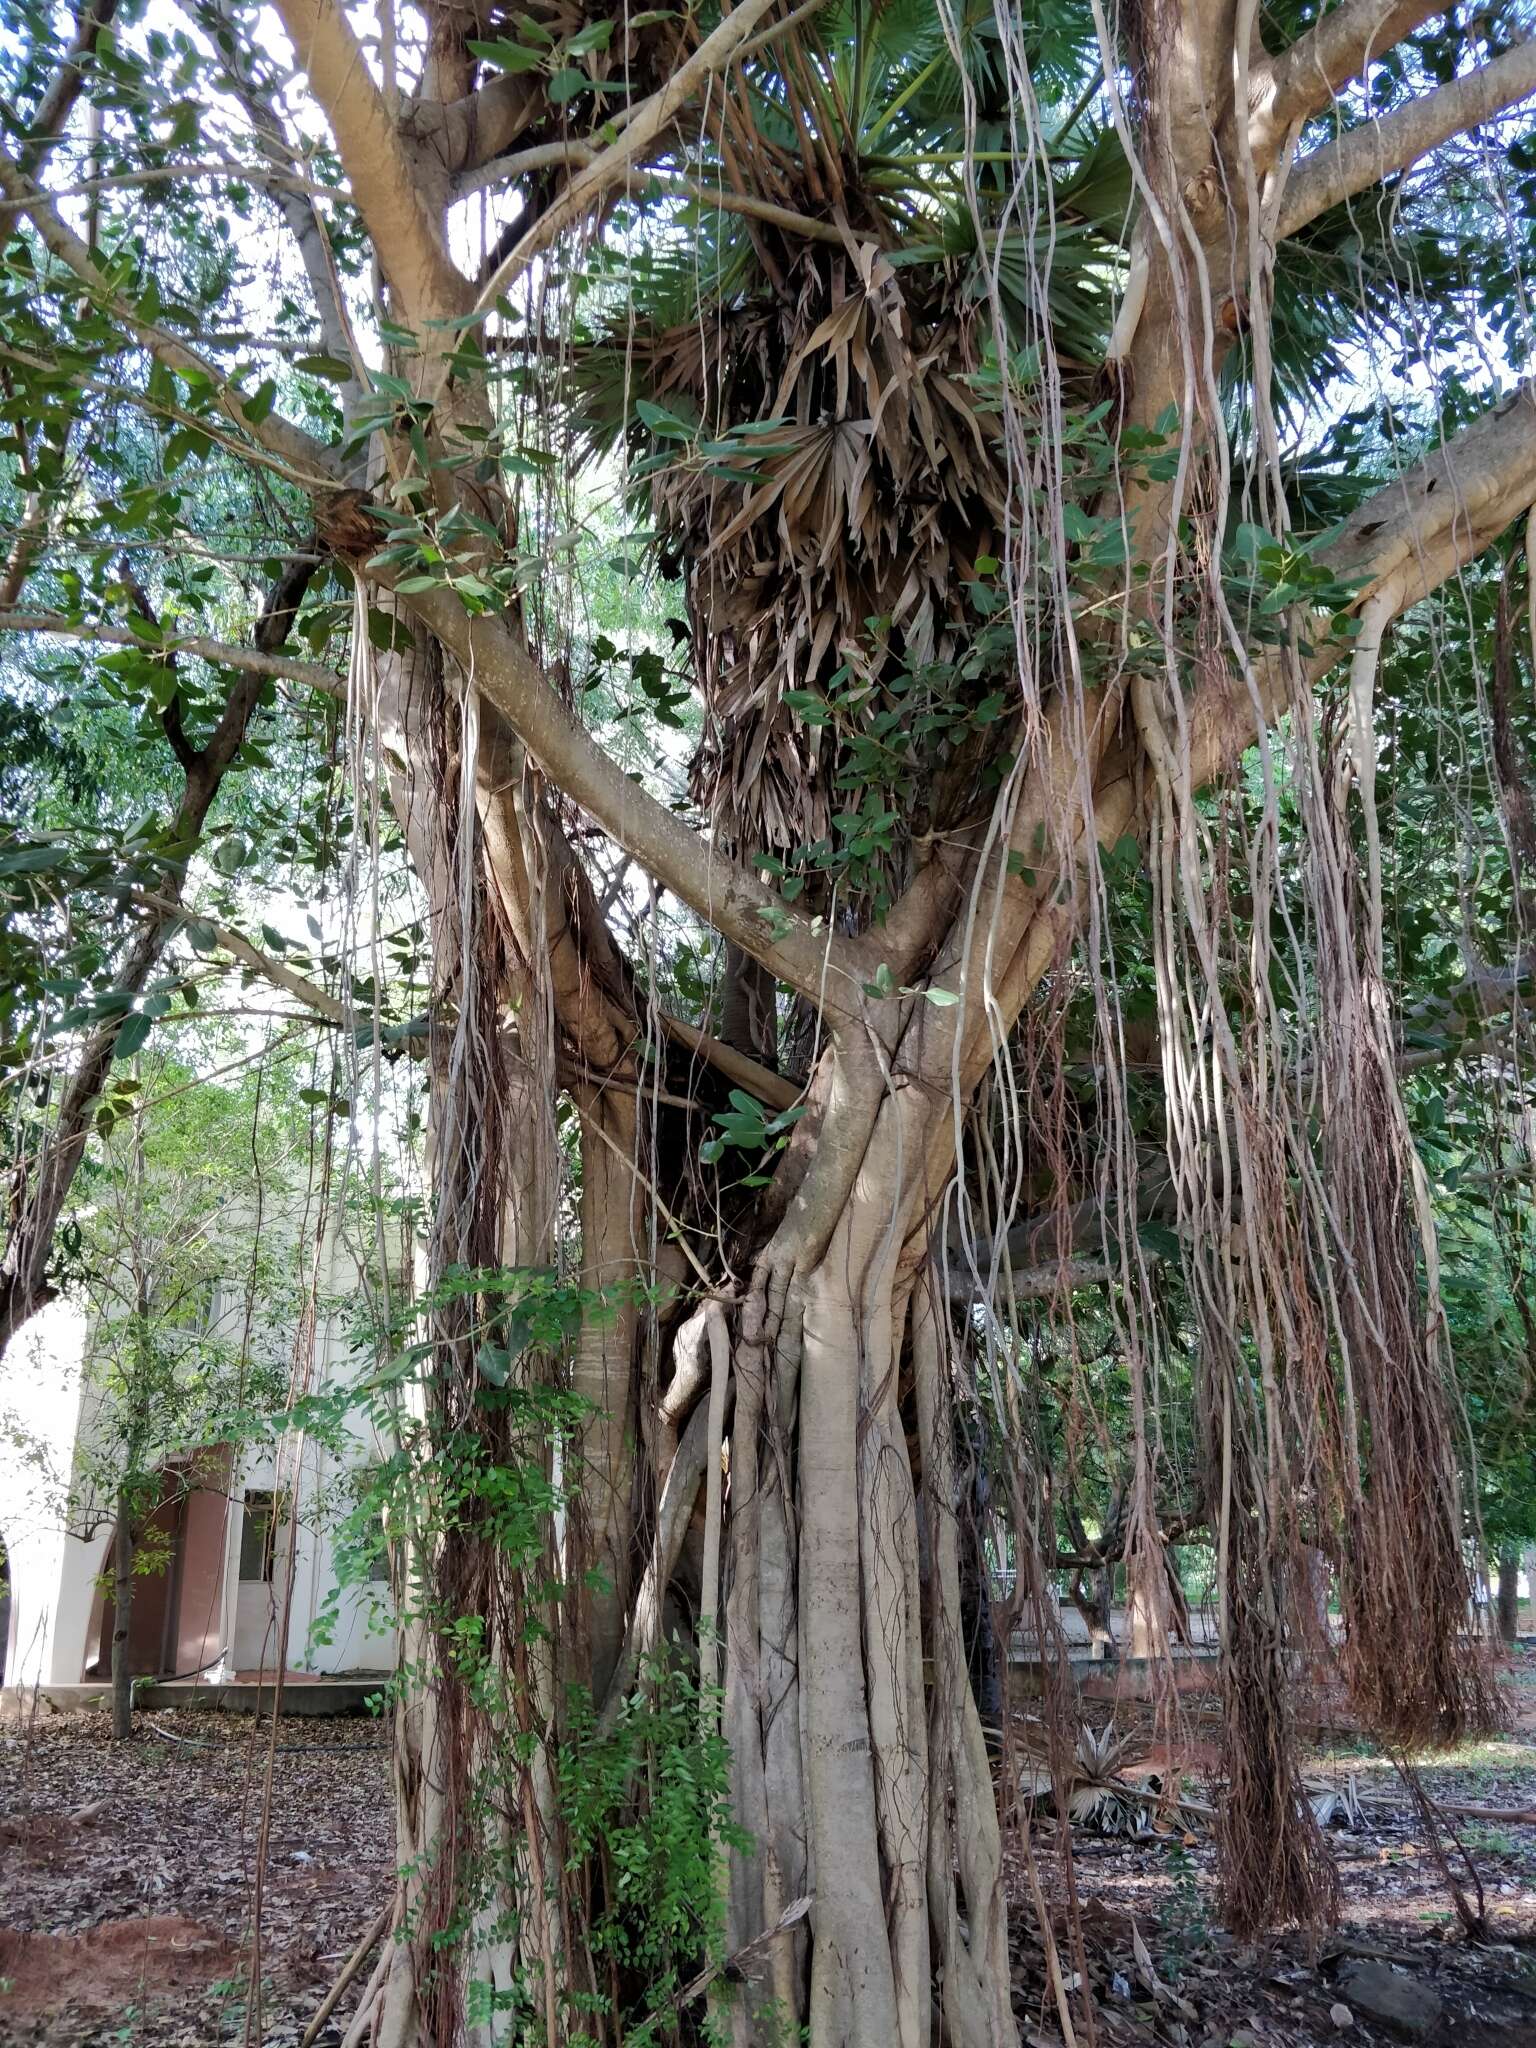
[1,0,1535,2041]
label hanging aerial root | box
[1337,1484,1503,1751]
[1326,1019,1503,1750]
[1216,1514,1338,1940]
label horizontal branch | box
[945,1255,1116,1305]
[657,1010,801,1112]
[1252,0,1446,161]
[1048,1502,1209,1571]
[0,610,341,692]
[0,159,340,211]
[133,892,349,1026]
[1278,35,1536,238]
[1321,379,1536,612]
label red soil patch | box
[0,1914,239,2019]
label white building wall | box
[0,1298,89,1686]
[2,1229,401,1689]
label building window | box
[239,1491,278,1583]
[365,1514,392,1583]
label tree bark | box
[110,1495,134,1742]
[1498,1550,1521,1647]
[1127,1545,1172,1662]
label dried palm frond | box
[1306,1775,1363,1829]
[659,245,1009,871]
[547,14,1120,899]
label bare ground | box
[1010,1643,1536,2047]
[0,1706,393,2046]
[4,1656,1536,2045]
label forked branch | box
[1252,0,1446,160]
[1278,35,1536,238]
[270,0,471,323]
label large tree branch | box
[270,0,471,324]
[1251,0,1446,161]
[1156,381,1536,801]
[1323,381,1536,612]
[393,584,881,1007]
[945,381,1536,1099]
[1278,35,1536,239]
[658,1011,800,1113]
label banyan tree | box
[0,0,1534,2040]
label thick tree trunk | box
[711,1053,1019,2048]
[1498,1550,1521,1646]
[1127,1543,1172,1662]
[110,1498,134,1742]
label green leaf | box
[635,398,693,439]
[467,35,545,70]
[547,65,589,102]
[368,608,416,652]
[476,1342,512,1387]
[566,18,614,54]
[1137,1221,1181,1262]
[0,844,61,876]
[294,353,353,383]
[241,379,278,426]
[113,1012,153,1061]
